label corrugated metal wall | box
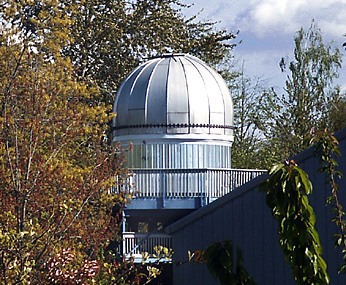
[127,144,232,169]
[168,129,346,284]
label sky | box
[181,0,346,92]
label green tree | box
[325,90,346,132]
[2,0,237,109]
[260,160,329,284]
[258,22,342,163]
[229,64,267,169]
[0,1,133,283]
[64,0,237,107]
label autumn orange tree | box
[0,1,132,283]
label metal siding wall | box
[171,185,296,284]
[173,221,217,284]
[171,132,346,285]
[261,189,276,284]
[128,144,233,169]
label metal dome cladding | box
[112,54,234,144]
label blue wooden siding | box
[167,128,346,285]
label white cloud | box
[182,0,346,89]
[251,0,304,33]
[248,0,346,37]
[182,0,250,30]
[185,0,346,39]
[233,48,289,89]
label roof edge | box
[165,173,267,234]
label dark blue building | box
[166,128,346,284]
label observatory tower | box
[112,54,259,256]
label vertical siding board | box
[221,203,231,241]
[232,195,243,256]
[262,194,276,284]
[241,190,253,274]
[172,229,182,284]
[211,210,220,242]
[335,137,346,284]
[250,188,264,282]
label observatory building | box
[112,54,263,259]
[112,54,346,284]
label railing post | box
[122,211,126,256]
[230,169,233,191]
[161,171,166,208]
[204,169,210,204]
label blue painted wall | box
[167,129,346,284]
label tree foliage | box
[0,1,132,283]
[229,64,268,169]
[255,22,342,165]
[325,91,346,133]
[64,0,237,106]
[0,0,238,283]
[260,160,329,284]
[2,0,237,108]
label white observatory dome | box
[113,54,234,143]
[113,54,234,169]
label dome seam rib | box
[203,64,229,135]
[184,56,211,133]
[179,56,190,132]
[165,57,171,131]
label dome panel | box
[215,74,234,136]
[146,58,169,125]
[128,60,157,111]
[115,64,146,128]
[167,57,189,116]
[185,57,226,135]
[166,57,190,134]
[189,59,224,114]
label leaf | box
[219,250,232,269]
[269,163,285,176]
[295,167,312,194]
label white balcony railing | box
[123,232,172,257]
[129,168,265,198]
